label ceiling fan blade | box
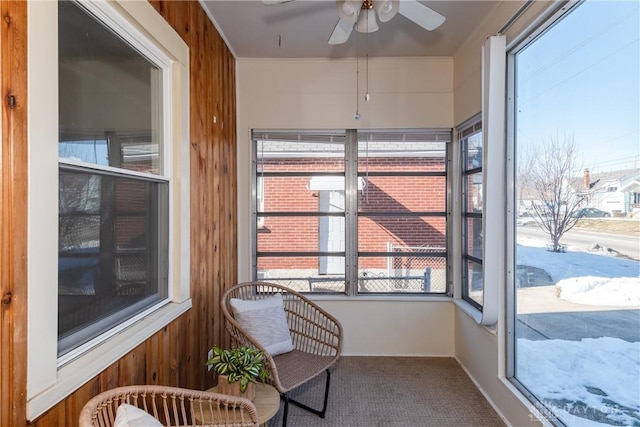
[328,18,354,45]
[398,0,445,31]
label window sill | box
[453,298,483,324]
[308,293,453,303]
[27,299,192,421]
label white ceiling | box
[202,0,501,59]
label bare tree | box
[518,134,590,252]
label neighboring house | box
[583,168,640,216]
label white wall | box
[236,57,455,357]
[318,298,454,356]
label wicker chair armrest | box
[287,294,343,356]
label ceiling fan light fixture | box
[336,0,362,24]
[373,0,399,23]
[355,8,379,33]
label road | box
[517,226,640,261]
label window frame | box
[505,1,586,423]
[251,128,451,296]
[458,116,484,311]
[26,0,190,420]
[356,130,450,296]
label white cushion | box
[230,293,294,356]
[114,403,162,427]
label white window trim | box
[479,35,506,326]
[453,37,506,326]
[27,0,190,420]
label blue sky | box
[516,0,639,173]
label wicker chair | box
[78,385,259,427]
[221,282,343,427]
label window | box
[252,129,451,295]
[57,0,169,357]
[458,117,483,309]
[508,1,639,426]
[28,0,189,419]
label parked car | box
[572,207,611,218]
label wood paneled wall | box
[0,1,237,425]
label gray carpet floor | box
[266,356,506,427]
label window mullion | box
[345,129,359,296]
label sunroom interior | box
[1,1,637,426]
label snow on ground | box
[517,242,640,283]
[518,338,640,427]
[516,239,640,426]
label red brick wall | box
[258,156,446,271]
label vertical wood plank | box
[0,1,28,426]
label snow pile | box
[518,338,640,426]
[557,276,640,307]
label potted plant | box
[206,345,269,401]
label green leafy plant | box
[206,345,269,393]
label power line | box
[518,6,638,84]
[517,38,639,107]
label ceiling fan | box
[262,0,446,45]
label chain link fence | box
[261,245,448,294]
[358,245,447,293]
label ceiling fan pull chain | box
[365,17,370,103]
[354,29,361,120]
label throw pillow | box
[230,293,294,356]
[114,403,163,427]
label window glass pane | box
[463,260,483,306]
[358,216,446,252]
[513,2,639,426]
[256,139,345,173]
[58,169,168,355]
[463,217,483,259]
[463,173,483,213]
[256,256,345,293]
[358,255,446,293]
[357,139,447,173]
[257,215,345,253]
[463,132,483,170]
[58,1,162,174]
[359,176,446,212]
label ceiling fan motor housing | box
[337,1,399,27]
